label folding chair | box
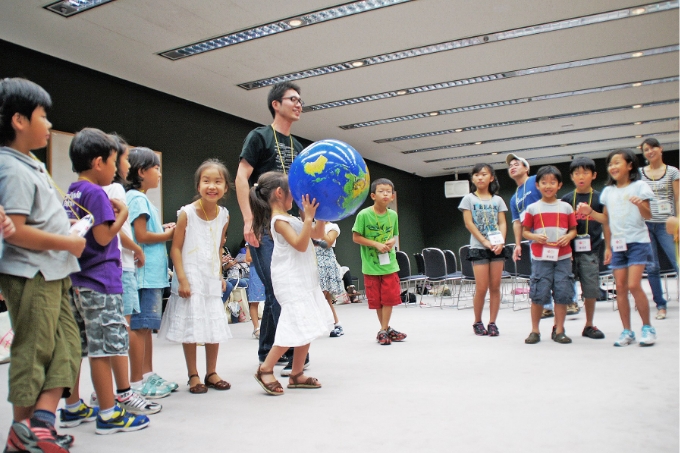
[396,250,426,306]
[421,247,451,308]
[443,249,462,300]
[456,245,475,309]
[510,242,532,311]
[413,253,428,296]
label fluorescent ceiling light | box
[159,0,412,61]
[407,117,678,156]
[238,1,678,89]
[374,99,678,143]
[340,76,678,130]
[313,45,677,115]
[44,0,114,17]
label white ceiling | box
[1,0,678,177]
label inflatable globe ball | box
[288,140,370,221]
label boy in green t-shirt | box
[352,178,407,345]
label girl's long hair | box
[470,163,500,195]
[605,148,641,186]
[249,171,289,239]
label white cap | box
[506,153,529,171]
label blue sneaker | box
[147,373,179,392]
[639,325,657,346]
[95,405,150,435]
[59,399,99,428]
[614,329,636,347]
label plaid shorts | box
[70,287,129,357]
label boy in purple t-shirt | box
[62,128,149,434]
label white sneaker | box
[639,325,657,347]
[117,390,162,415]
[614,329,636,347]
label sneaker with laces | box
[377,330,391,345]
[639,325,657,347]
[335,325,344,336]
[473,321,488,336]
[5,418,68,453]
[329,326,342,337]
[146,373,179,392]
[131,378,172,399]
[614,329,636,347]
[582,325,605,339]
[117,391,162,415]
[387,326,406,342]
[59,399,98,428]
[280,355,310,377]
[487,322,499,337]
[95,405,150,435]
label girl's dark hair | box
[605,149,641,186]
[641,137,661,150]
[536,165,562,184]
[193,158,233,201]
[126,147,160,191]
[249,171,289,239]
[470,163,500,195]
[0,78,52,146]
[109,132,129,186]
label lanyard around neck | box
[372,207,394,242]
[515,179,527,212]
[537,202,560,244]
[272,125,294,175]
[572,189,593,235]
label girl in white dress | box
[159,159,232,393]
[250,172,334,395]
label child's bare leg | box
[89,357,114,410]
[142,330,153,375]
[249,303,260,331]
[627,264,651,325]
[584,298,596,326]
[258,346,288,388]
[554,304,567,334]
[613,268,631,330]
[111,355,131,391]
[377,305,392,331]
[64,359,83,405]
[205,343,220,379]
[128,325,145,382]
[15,388,63,421]
[290,344,315,382]
[472,263,490,323]
[531,303,543,333]
[182,343,199,386]
[488,261,504,323]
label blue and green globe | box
[289,139,370,221]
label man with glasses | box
[235,82,306,374]
[507,153,554,318]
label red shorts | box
[364,273,401,309]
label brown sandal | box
[188,374,207,394]
[287,372,321,389]
[254,366,284,396]
[204,372,231,391]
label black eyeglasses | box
[282,95,304,107]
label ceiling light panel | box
[158,0,412,61]
[238,1,678,89]
[44,0,115,17]
[339,76,678,130]
[374,99,679,143]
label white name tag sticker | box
[574,235,591,252]
[612,237,627,252]
[378,252,391,265]
[487,231,504,246]
[541,246,559,261]
[657,200,672,215]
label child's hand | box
[385,237,397,251]
[163,222,176,229]
[576,202,593,217]
[301,194,318,220]
[134,248,145,267]
[221,279,227,293]
[490,244,504,255]
[178,279,191,298]
[375,241,390,253]
[603,248,612,265]
[555,235,571,248]
[67,232,87,258]
[0,209,15,239]
[110,198,128,218]
[533,234,548,244]
[164,224,176,240]
[629,196,644,206]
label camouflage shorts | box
[70,287,129,357]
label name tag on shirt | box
[574,235,591,252]
[487,231,504,246]
[657,200,672,215]
[612,237,627,252]
[378,253,391,266]
[541,246,559,261]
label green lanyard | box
[272,125,294,175]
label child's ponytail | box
[249,171,289,239]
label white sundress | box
[159,204,232,344]
[270,215,334,347]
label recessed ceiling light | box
[238,1,678,88]
[632,52,644,57]
[429,112,439,116]
[491,152,498,155]
[475,142,483,145]
[634,121,643,125]
[396,90,407,95]
[635,135,643,138]
[455,128,463,132]
[308,45,678,112]
[631,7,646,14]
[44,0,115,17]
[159,0,412,60]
[351,61,365,67]
[632,82,643,87]
[632,104,643,108]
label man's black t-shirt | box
[240,125,304,186]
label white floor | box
[0,280,678,453]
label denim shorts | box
[610,242,652,270]
[468,247,510,266]
[572,253,600,299]
[122,270,140,317]
[130,288,163,330]
[70,287,128,358]
[529,258,574,305]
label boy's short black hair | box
[0,78,52,146]
[267,82,301,118]
[370,178,395,193]
[69,128,116,173]
[535,165,562,184]
[569,157,596,174]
